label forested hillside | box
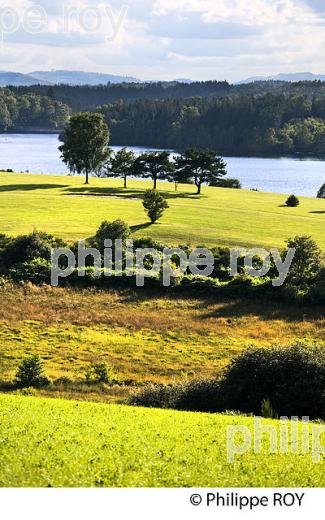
[9,80,325,110]
[3,81,325,155]
[0,89,70,132]
[100,93,325,155]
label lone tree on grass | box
[104,148,136,188]
[286,194,300,207]
[59,112,110,184]
[174,149,227,194]
[143,190,169,223]
[134,152,174,190]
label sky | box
[0,0,325,82]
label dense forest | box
[3,81,325,155]
[99,93,325,155]
[0,89,70,132]
[8,79,325,110]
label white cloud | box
[0,0,324,81]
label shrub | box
[8,258,51,284]
[130,346,325,420]
[308,267,325,304]
[210,177,242,189]
[92,219,131,250]
[16,355,50,388]
[261,398,278,419]
[85,363,116,384]
[1,230,65,269]
[283,235,323,289]
[317,183,325,198]
[129,384,181,409]
[218,345,325,420]
[286,194,300,207]
[143,190,169,223]
[129,379,221,413]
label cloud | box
[0,0,324,82]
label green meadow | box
[0,172,324,488]
[0,395,323,487]
[0,172,324,248]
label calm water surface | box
[0,133,324,197]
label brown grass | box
[0,284,324,402]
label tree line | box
[0,89,70,132]
[99,93,325,155]
[59,113,231,193]
[8,79,325,111]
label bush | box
[143,190,169,223]
[8,258,51,284]
[1,230,65,269]
[92,219,131,251]
[130,346,325,420]
[218,345,325,420]
[129,384,181,409]
[286,194,300,207]
[16,355,50,388]
[283,235,323,289]
[210,177,242,189]
[129,379,221,413]
[308,267,325,304]
[85,363,116,384]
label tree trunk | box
[85,170,90,185]
[153,177,157,190]
[175,182,178,192]
[124,175,127,188]
[197,183,201,194]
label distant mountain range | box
[0,70,196,86]
[0,72,52,86]
[237,72,325,84]
[1,70,325,87]
[0,70,141,86]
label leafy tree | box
[286,194,300,207]
[284,235,323,288]
[16,355,50,388]
[317,183,325,198]
[143,190,169,223]
[174,149,227,194]
[59,112,110,184]
[134,152,174,189]
[104,148,136,188]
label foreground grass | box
[0,173,324,248]
[0,285,324,402]
[0,395,323,487]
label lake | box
[0,133,324,197]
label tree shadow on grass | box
[131,222,152,233]
[64,186,205,200]
[200,298,325,322]
[309,211,325,214]
[0,184,68,192]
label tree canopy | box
[59,112,110,184]
[174,149,227,194]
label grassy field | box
[0,394,323,487]
[0,285,324,402]
[0,172,324,489]
[0,172,324,248]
